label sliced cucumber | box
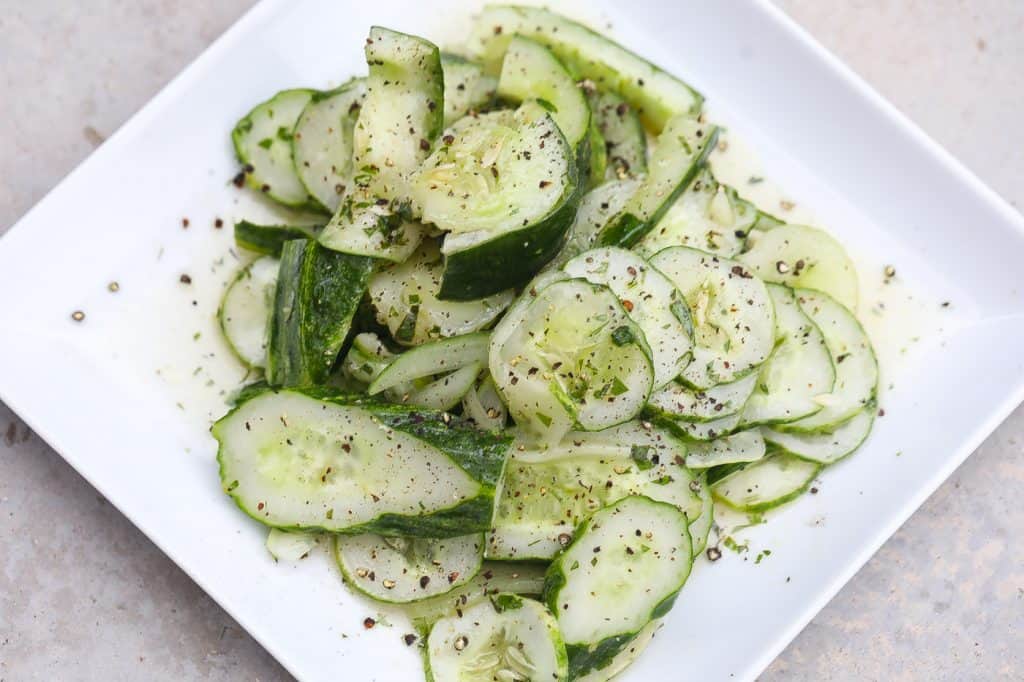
[685,429,766,470]
[293,79,367,212]
[544,495,692,678]
[650,247,775,389]
[488,422,699,561]
[657,409,743,443]
[354,27,443,199]
[214,388,510,536]
[318,195,426,262]
[232,88,319,211]
[405,562,547,631]
[462,375,508,432]
[441,53,497,126]
[763,408,874,465]
[647,372,757,423]
[586,120,608,189]
[341,332,395,384]
[779,289,878,433]
[468,5,703,131]
[219,256,279,369]
[634,168,765,259]
[266,240,374,387]
[740,284,835,427]
[403,362,482,411]
[368,241,513,346]
[368,333,489,395]
[738,224,859,311]
[587,89,647,181]
[426,594,568,682]
[555,178,642,268]
[597,116,718,248]
[234,220,320,257]
[710,451,820,512]
[688,476,714,558]
[497,36,591,158]
[334,533,482,603]
[575,619,662,682]
[266,528,319,561]
[490,278,654,444]
[412,104,579,299]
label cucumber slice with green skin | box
[688,475,714,558]
[293,79,367,213]
[411,104,579,300]
[740,284,835,427]
[462,375,508,432]
[354,27,443,199]
[543,495,693,679]
[575,619,662,682]
[685,429,766,470]
[490,278,654,444]
[487,422,699,561]
[564,247,693,389]
[467,5,703,131]
[597,116,718,248]
[403,362,483,411]
[405,562,547,632]
[214,388,511,536]
[266,528,320,561]
[554,178,642,268]
[656,409,744,443]
[763,408,874,465]
[232,88,322,211]
[368,241,514,346]
[650,247,775,390]
[441,53,497,127]
[233,220,320,257]
[318,197,426,262]
[341,332,395,384]
[426,594,569,682]
[333,533,483,604]
[738,224,859,311]
[634,168,763,259]
[710,451,820,512]
[368,332,489,395]
[647,372,758,423]
[587,89,647,181]
[497,36,591,157]
[266,240,374,387]
[586,120,608,189]
[778,289,878,433]
[219,256,279,369]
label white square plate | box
[2,1,1023,680]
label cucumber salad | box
[214,6,878,680]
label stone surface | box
[0,1,1021,680]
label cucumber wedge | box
[368,241,513,346]
[587,89,647,181]
[412,104,579,299]
[634,168,766,259]
[738,224,859,311]
[318,193,427,263]
[488,422,699,561]
[232,88,320,211]
[219,256,279,369]
[214,388,511,536]
[334,533,483,603]
[597,116,718,248]
[266,240,374,387]
[354,27,443,199]
[563,247,693,388]
[779,289,878,433]
[368,333,489,395]
[234,220,320,257]
[555,178,642,268]
[650,247,775,389]
[441,53,497,126]
[740,284,835,427]
[293,79,367,212]
[647,372,758,423]
[341,333,395,385]
[710,451,820,512]
[763,408,874,465]
[426,594,568,682]
[468,5,703,131]
[544,495,692,678]
[685,429,767,470]
[489,278,654,444]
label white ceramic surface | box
[1,1,1023,680]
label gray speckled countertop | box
[1,2,1022,680]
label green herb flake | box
[490,593,523,612]
[630,445,655,471]
[257,138,273,149]
[610,326,636,346]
